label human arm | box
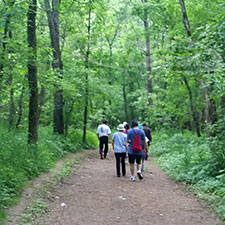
[97,126,100,139]
[143,141,149,156]
[142,131,148,155]
[149,128,152,142]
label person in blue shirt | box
[112,124,128,177]
[127,120,148,181]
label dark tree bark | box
[142,0,153,104]
[0,1,15,76]
[82,7,91,143]
[221,96,225,109]
[0,0,16,92]
[182,76,201,137]
[8,69,15,129]
[27,0,38,144]
[179,0,218,135]
[178,0,202,136]
[7,27,15,129]
[37,87,46,122]
[122,83,129,122]
[64,100,75,137]
[16,85,25,129]
[44,0,64,135]
[179,0,192,38]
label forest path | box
[7,149,224,225]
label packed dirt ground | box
[6,149,224,225]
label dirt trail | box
[7,150,224,225]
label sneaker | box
[137,170,143,180]
[130,176,135,182]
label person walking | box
[142,123,152,149]
[112,124,128,177]
[97,120,111,159]
[127,120,148,181]
[122,122,130,135]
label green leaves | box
[151,130,225,220]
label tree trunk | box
[179,0,192,38]
[16,85,25,128]
[27,0,38,144]
[179,0,216,132]
[182,76,201,137]
[64,100,75,137]
[44,0,64,135]
[142,0,153,104]
[0,0,16,93]
[221,96,225,109]
[7,27,15,129]
[37,87,46,122]
[122,83,129,121]
[8,71,15,129]
[82,7,91,143]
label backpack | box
[132,129,142,152]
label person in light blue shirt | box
[112,124,128,177]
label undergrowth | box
[0,125,98,224]
[151,129,225,221]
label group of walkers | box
[97,119,152,181]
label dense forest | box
[0,0,225,223]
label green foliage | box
[208,113,225,175]
[0,124,97,223]
[21,198,48,225]
[66,128,98,150]
[151,130,225,220]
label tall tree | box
[27,0,38,144]
[142,0,152,101]
[44,0,64,135]
[0,1,14,78]
[82,6,91,143]
[178,0,201,136]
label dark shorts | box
[128,153,142,164]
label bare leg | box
[130,163,134,176]
[137,163,142,172]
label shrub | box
[151,129,225,220]
[0,125,97,224]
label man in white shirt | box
[97,120,111,159]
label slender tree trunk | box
[142,0,153,104]
[106,27,119,124]
[27,0,38,144]
[0,0,16,94]
[37,87,46,122]
[7,28,15,129]
[179,0,192,38]
[9,71,15,129]
[182,76,201,137]
[122,83,129,121]
[221,96,225,109]
[129,82,135,120]
[179,0,201,136]
[82,7,91,143]
[16,85,25,128]
[44,0,64,135]
[179,0,216,134]
[64,100,75,137]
